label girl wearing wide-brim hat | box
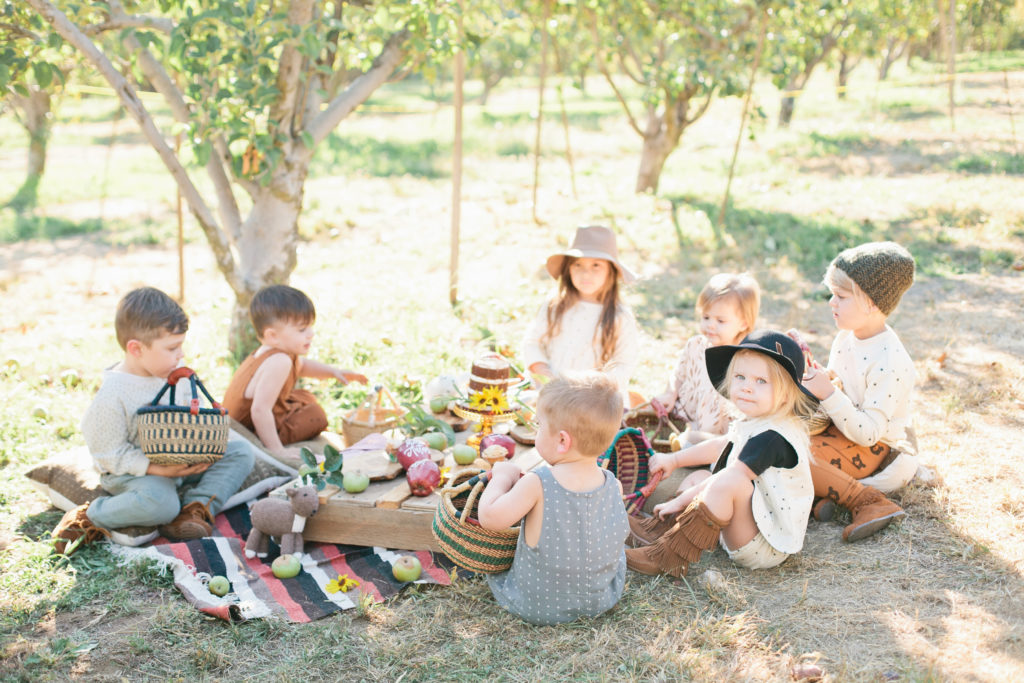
[625,330,819,576]
[521,225,639,401]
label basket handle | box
[459,472,490,525]
[150,367,227,416]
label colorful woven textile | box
[110,504,460,623]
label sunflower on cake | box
[452,354,520,463]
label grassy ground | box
[1,55,1023,681]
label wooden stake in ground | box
[450,1,465,307]
[531,0,550,224]
[946,0,956,132]
[717,14,766,243]
[176,132,184,303]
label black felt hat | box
[705,330,818,401]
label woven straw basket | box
[137,367,229,465]
[599,428,665,515]
[622,402,683,452]
[432,469,519,573]
[342,385,406,446]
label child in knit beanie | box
[800,241,918,542]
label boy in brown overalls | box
[223,285,367,465]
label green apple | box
[452,444,477,466]
[391,555,422,582]
[271,554,302,579]
[208,575,230,596]
[59,369,82,388]
[421,432,448,451]
[429,396,449,413]
[342,471,370,493]
[31,405,48,420]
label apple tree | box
[1,1,72,211]
[583,0,763,193]
[25,0,457,351]
[767,0,854,127]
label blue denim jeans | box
[88,436,255,529]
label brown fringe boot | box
[625,499,728,577]
[626,513,678,547]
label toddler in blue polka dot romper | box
[478,372,629,626]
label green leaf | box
[299,446,317,469]
[32,61,52,89]
[322,443,342,472]
[325,471,346,489]
[315,477,326,491]
[194,140,212,166]
[300,131,314,149]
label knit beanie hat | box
[832,241,915,315]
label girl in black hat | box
[625,331,818,576]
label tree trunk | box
[635,126,675,194]
[878,37,907,81]
[837,51,857,99]
[8,88,52,211]
[228,161,308,357]
[779,94,796,127]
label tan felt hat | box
[545,225,637,284]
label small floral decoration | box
[325,574,360,594]
[467,386,508,413]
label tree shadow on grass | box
[0,212,103,244]
[311,135,448,179]
[789,132,1022,177]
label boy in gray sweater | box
[52,287,254,554]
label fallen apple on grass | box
[208,575,230,596]
[392,555,422,582]
[271,554,302,579]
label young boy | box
[52,287,256,555]
[222,285,367,464]
[478,372,629,625]
[802,241,916,541]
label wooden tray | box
[271,445,543,550]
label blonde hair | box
[696,272,760,336]
[719,349,817,420]
[537,372,623,456]
[540,256,623,366]
[823,264,874,312]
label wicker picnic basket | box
[136,367,230,465]
[342,385,406,446]
[622,401,684,452]
[598,428,665,515]
[432,469,519,574]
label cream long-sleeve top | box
[521,299,639,397]
[820,326,916,450]
[81,368,189,477]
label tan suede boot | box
[159,500,214,541]
[625,500,727,577]
[52,503,110,555]
[626,513,677,548]
[810,457,904,541]
[843,487,905,542]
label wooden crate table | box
[270,440,543,551]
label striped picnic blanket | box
[109,503,460,622]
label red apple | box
[479,433,516,461]
[395,438,431,471]
[392,555,422,582]
[406,459,441,496]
